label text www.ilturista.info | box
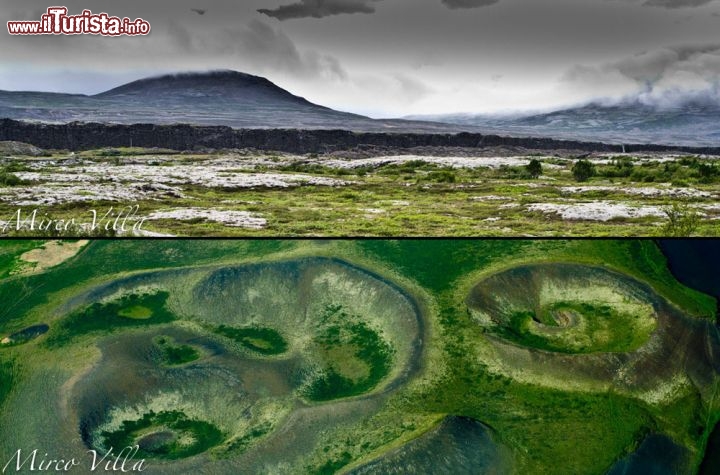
[7,7,150,36]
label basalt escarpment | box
[2,119,719,155]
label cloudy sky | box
[2,0,720,117]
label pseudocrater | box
[467,263,720,404]
[467,264,657,354]
[186,259,420,399]
[67,258,422,470]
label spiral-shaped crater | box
[466,264,658,354]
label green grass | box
[212,325,288,355]
[307,240,716,474]
[496,302,653,354]
[2,152,720,237]
[314,451,353,475]
[305,306,394,401]
[155,337,200,365]
[99,410,224,460]
[356,240,715,319]
[118,305,153,319]
[45,292,176,347]
[223,423,273,455]
[0,361,14,409]
[0,241,43,278]
[0,240,294,333]
[358,240,530,292]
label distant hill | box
[2,71,718,146]
[408,100,720,147]
[95,70,312,102]
[0,70,466,133]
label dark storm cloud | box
[441,0,500,9]
[258,0,381,20]
[612,0,717,8]
[258,0,501,19]
[643,0,715,7]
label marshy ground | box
[1,144,719,236]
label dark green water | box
[5,324,49,344]
[606,434,691,475]
[700,423,720,475]
[657,240,720,475]
[657,240,720,312]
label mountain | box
[0,70,466,133]
[95,70,312,101]
[408,101,720,147]
[3,71,718,145]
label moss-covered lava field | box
[1,145,720,237]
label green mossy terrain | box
[100,410,225,459]
[499,301,654,353]
[305,305,394,401]
[212,325,288,355]
[0,361,14,409]
[467,264,659,354]
[223,422,273,455]
[45,291,176,347]
[155,337,200,366]
[0,239,718,474]
[0,240,43,278]
[0,150,719,237]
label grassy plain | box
[0,148,718,236]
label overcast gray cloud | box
[441,0,501,9]
[190,19,349,81]
[562,44,720,107]
[2,0,720,115]
[392,74,434,102]
[258,0,381,20]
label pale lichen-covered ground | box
[12,240,88,275]
[0,147,718,236]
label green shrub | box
[661,203,700,237]
[572,159,595,182]
[598,157,634,178]
[526,159,542,179]
[98,148,121,157]
[698,163,719,184]
[427,170,456,183]
[0,171,25,186]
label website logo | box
[7,7,151,36]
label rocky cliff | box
[1,119,718,155]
